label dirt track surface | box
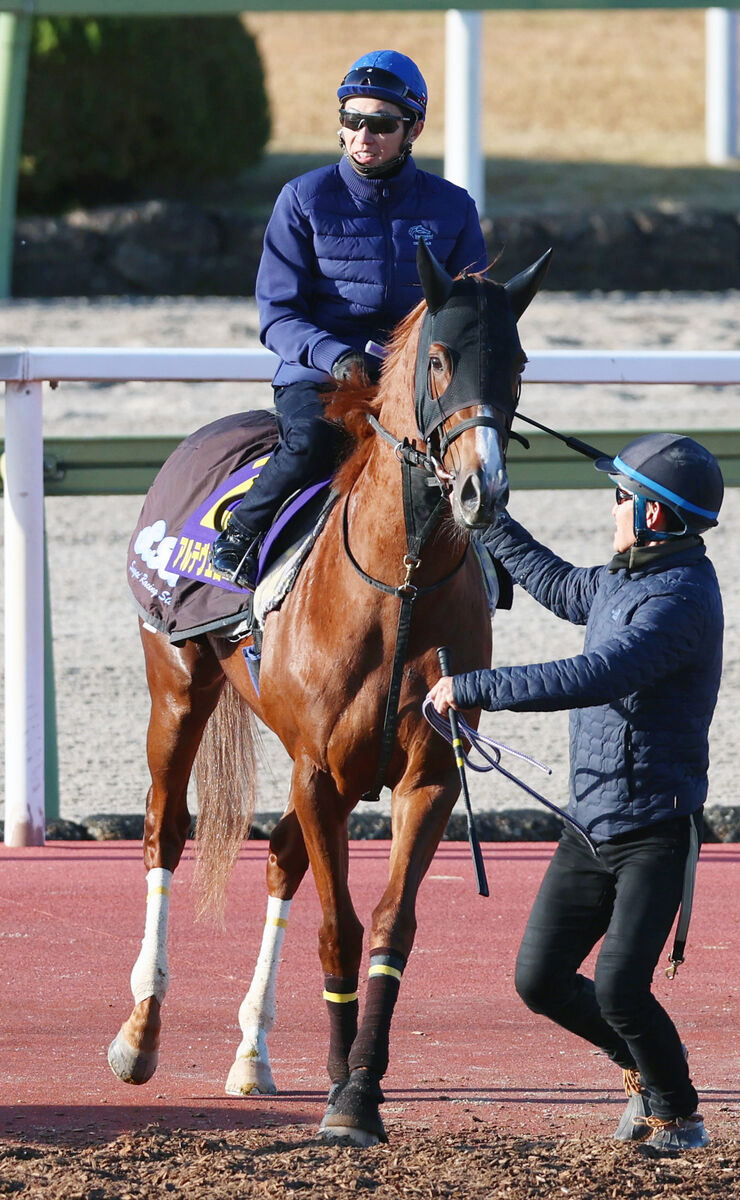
[3,842,740,1196]
[0,293,739,829]
[3,1125,739,1199]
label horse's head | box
[415,241,551,529]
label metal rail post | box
[706,8,739,163]
[444,9,484,216]
[3,380,45,846]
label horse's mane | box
[324,299,426,496]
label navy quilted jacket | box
[255,155,486,386]
[455,515,723,843]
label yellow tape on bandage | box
[266,916,289,929]
[146,886,170,900]
[323,989,358,1003]
[368,964,403,981]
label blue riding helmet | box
[338,50,428,119]
[594,432,723,540]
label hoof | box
[318,1081,346,1130]
[107,1031,158,1085]
[320,1125,383,1148]
[319,1070,387,1146]
[225,1054,277,1096]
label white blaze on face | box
[476,420,508,503]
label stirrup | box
[210,526,262,590]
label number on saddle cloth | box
[126,410,334,645]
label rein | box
[365,413,442,476]
[341,497,467,600]
[422,698,600,857]
[344,421,469,804]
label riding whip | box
[514,413,608,462]
[436,646,489,897]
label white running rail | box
[3,346,740,847]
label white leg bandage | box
[130,867,172,1005]
[235,895,291,1057]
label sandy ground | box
[0,290,738,826]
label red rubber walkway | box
[3,841,739,1142]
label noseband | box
[434,410,508,463]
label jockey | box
[210,48,487,589]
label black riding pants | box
[514,815,700,1121]
[231,381,344,534]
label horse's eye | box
[429,355,444,372]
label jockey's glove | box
[331,349,380,385]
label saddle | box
[127,411,335,646]
[128,410,511,679]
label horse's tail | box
[192,680,258,925]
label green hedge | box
[20,16,271,212]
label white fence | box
[3,345,740,847]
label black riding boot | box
[210,516,263,590]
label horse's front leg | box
[322,770,459,1145]
[108,628,224,1085]
[225,807,310,1096]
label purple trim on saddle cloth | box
[257,478,333,581]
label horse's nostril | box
[460,474,482,510]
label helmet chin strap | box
[633,494,686,545]
[338,128,416,178]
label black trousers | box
[515,815,700,1121]
[231,381,344,534]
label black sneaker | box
[210,526,261,590]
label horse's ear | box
[504,249,553,320]
[417,240,454,315]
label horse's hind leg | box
[108,625,224,1085]
[225,807,309,1096]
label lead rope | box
[421,698,599,857]
[665,808,702,978]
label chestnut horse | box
[108,243,551,1145]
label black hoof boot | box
[319,1069,387,1146]
[210,525,261,590]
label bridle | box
[345,242,553,804]
[346,281,522,803]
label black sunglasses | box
[339,109,411,135]
[615,485,634,505]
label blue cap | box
[595,432,723,532]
